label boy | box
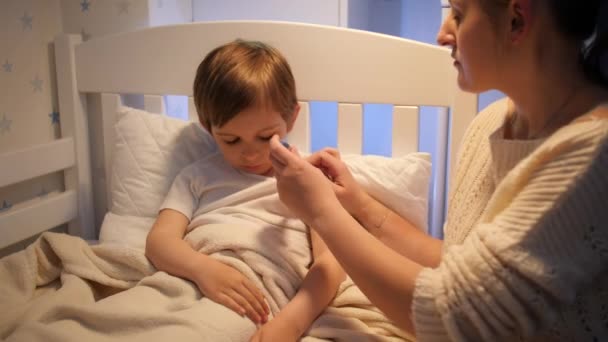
[145,39,346,341]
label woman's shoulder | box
[459,98,510,147]
[535,107,608,166]
[558,102,608,140]
[578,102,608,121]
[475,97,510,123]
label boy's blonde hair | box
[193,39,298,131]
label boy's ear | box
[286,103,300,133]
[509,0,532,44]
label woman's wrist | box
[310,201,350,233]
[347,190,375,221]
[354,196,390,234]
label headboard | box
[0,21,477,248]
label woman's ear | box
[509,0,533,44]
[286,103,300,133]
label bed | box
[0,21,477,341]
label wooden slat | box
[391,106,419,156]
[55,34,95,240]
[100,93,121,219]
[0,138,75,188]
[429,108,449,238]
[337,103,363,154]
[286,101,311,153]
[0,190,77,249]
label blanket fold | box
[0,180,414,341]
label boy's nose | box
[241,148,261,160]
[437,18,456,48]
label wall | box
[0,1,65,253]
[0,0,190,255]
[193,0,342,26]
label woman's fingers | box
[306,150,344,180]
[269,153,286,176]
[269,135,293,167]
[289,145,301,157]
[321,147,340,159]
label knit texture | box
[413,99,608,341]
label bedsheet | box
[0,180,414,342]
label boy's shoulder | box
[178,150,227,175]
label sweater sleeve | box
[413,128,608,341]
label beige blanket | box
[0,181,413,342]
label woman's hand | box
[306,148,372,218]
[193,257,269,324]
[269,135,342,226]
[249,317,301,342]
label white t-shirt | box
[160,151,272,227]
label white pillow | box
[110,106,216,217]
[102,106,431,246]
[343,153,430,232]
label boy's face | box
[210,104,298,176]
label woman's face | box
[437,0,506,93]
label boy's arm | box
[146,209,207,280]
[146,208,269,323]
[253,228,346,340]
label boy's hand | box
[194,258,269,324]
[249,317,301,342]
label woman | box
[268,0,608,340]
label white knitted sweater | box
[412,99,608,341]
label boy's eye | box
[224,138,240,145]
[451,9,461,24]
[259,135,273,141]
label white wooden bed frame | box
[0,21,477,250]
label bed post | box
[442,88,478,236]
[54,34,96,240]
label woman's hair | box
[479,0,608,87]
[193,39,298,131]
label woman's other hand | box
[269,135,341,226]
[306,148,372,218]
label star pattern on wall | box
[81,0,91,12]
[0,114,12,135]
[20,12,33,31]
[0,200,12,212]
[49,111,60,124]
[2,60,13,72]
[31,75,43,92]
[116,0,130,15]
